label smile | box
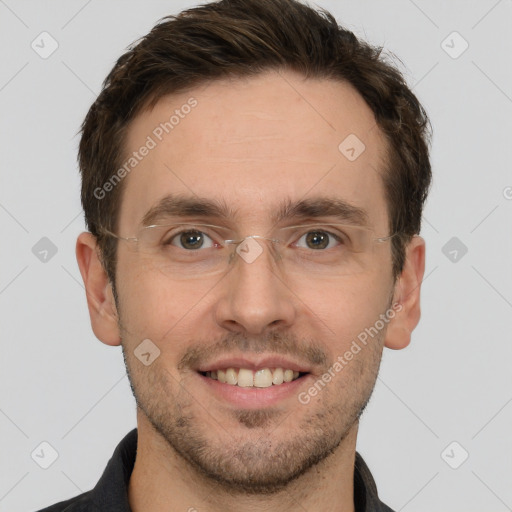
[200,367,305,388]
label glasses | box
[99,222,396,280]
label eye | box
[167,229,217,250]
[295,230,343,250]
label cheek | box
[294,272,393,352]
[115,253,210,344]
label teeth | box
[237,368,254,387]
[254,368,273,388]
[205,367,303,387]
[225,368,238,385]
[272,368,284,385]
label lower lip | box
[198,372,312,408]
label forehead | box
[118,69,390,232]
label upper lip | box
[196,355,313,374]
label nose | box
[214,237,296,335]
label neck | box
[128,411,358,512]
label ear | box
[384,235,426,350]
[76,232,121,346]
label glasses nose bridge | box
[225,234,284,266]
[244,234,282,244]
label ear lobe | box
[76,232,121,346]
[384,235,426,350]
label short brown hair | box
[79,0,432,286]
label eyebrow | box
[141,193,369,228]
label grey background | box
[1,0,511,511]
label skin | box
[77,69,425,512]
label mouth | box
[194,355,315,408]
[199,367,308,388]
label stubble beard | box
[120,333,384,496]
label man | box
[38,0,431,510]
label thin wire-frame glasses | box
[98,222,396,280]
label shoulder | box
[34,491,95,512]
[32,428,138,512]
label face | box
[92,70,405,493]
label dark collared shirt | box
[35,429,395,512]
